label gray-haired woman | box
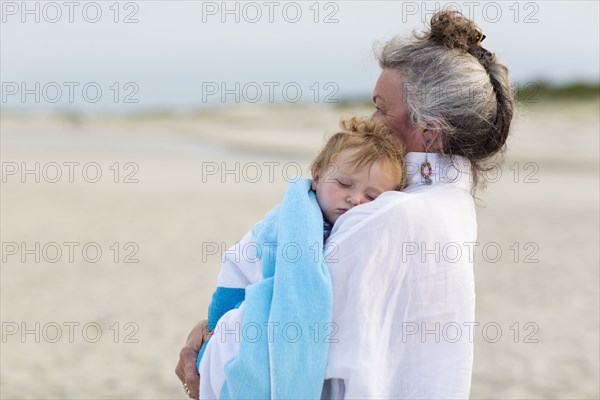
[176,10,513,399]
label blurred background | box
[1,1,598,398]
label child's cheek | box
[322,183,342,205]
[328,185,346,209]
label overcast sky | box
[1,1,599,112]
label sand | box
[1,100,598,399]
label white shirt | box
[321,152,476,399]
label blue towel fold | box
[208,287,246,331]
[218,178,333,399]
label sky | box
[1,0,599,112]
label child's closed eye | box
[336,179,351,188]
[365,193,378,201]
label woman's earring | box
[421,139,433,185]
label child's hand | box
[175,319,213,399]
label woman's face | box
[371,69,424,153]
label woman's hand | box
[175,319,213,399]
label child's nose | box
[346,193,363,207]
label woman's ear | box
[421,116,444,151]
[422,129,441,151]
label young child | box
[197,116,406,399]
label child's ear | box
[311,168,320,191]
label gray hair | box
[376,11,514,189]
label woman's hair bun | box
[425,11,481,52]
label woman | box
[176,10,513,399]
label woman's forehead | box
[373,69,403,98]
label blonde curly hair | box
[310,116,406,191]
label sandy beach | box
[1,100,598,399]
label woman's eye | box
[336,180,351,188]
[374,106,385,115]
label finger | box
[178,345,196,381]
[186,320,209,349]
[180,344,200,398]
[175,360,184,383]
[184,363,200,399]
[187,378,200,400]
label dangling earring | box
[421,139,432,185]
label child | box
[197,116,406,399]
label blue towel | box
[197,289,246,371]
[217,178,333,399]
[207,287,246,331]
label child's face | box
[312,149,399,225]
